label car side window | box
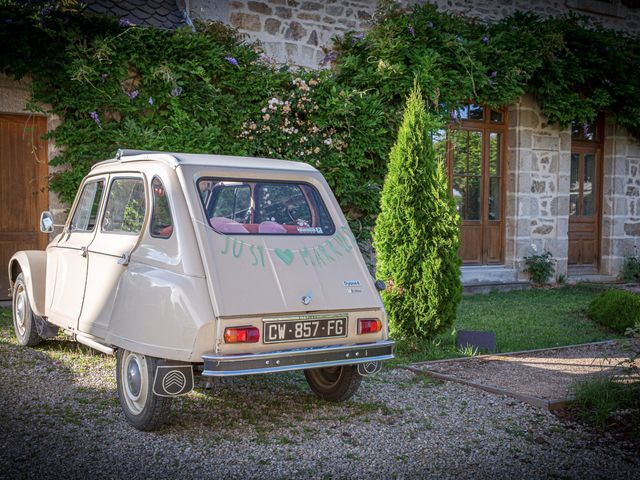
[102,178,146,234]
[150,177,174,239]
[70,180,105,232]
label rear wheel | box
[12,273,43,347]
[304,365,362,402]
[116,349,172,431]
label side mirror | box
[40,211,54,233]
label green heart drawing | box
[275,248,294,266]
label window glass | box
[150,177,174,238]
[583,154,596,216]
[197,179,335,235]
[490,110,503,123]
[70,180,104,232]
[489,132,501,221]
[468,104,484,121]
[570,153,580,216]
[450,130,482,221]
[211,184,251,222]
[102,178,146,234]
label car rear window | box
[197,178,335,235]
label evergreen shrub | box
[374,84,462,339]
[587,290,640,333]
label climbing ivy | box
[1,1,639,238]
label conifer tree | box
[374,84,462,339]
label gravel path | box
[1,332,639,479]
[414,342,640,401]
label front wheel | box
[12,273,43,347]
[116,349,172,431]
[304,365,362,402]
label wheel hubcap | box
[127,359,142,397]
[14,286,26,337]
[121,351,148,415]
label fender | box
[8,250,47,317]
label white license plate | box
[263,317,347,343]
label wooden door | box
[568,146,601,268]
[443,106,506,265]
[0,114,49,300]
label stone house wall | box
[189,0,640,69]
[190,0,374,68]
[602,125,640,275]
[505,94,569,281]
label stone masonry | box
[505,94,570,281]
[601,124,640,275]
[190,0,375,68]
[190,0,640,69]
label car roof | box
[91,149,318,174]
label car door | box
[46,176,107,329]
[77,175,147,338]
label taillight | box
[224,326,260,343]
[358,318,382,334]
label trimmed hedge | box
[587,290,640,333]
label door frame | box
[568,145,604,272]
[444,108,508,265]
[568,117,605,273]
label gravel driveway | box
[0,318,638,479]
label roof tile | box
[83,0,185,29]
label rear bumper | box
[201,340,395,377]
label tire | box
[304,365,362,402]
[12,273,43,347]
[116,349,173,431]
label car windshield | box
[197,178,335,235]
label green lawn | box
[0,284,622,368]
[393,284,622,365]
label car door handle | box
[79,246,88,257]
[117,252,131,266]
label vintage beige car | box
[8,149,394,430]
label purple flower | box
[490,71,497,78]
[427,21,433,28]
[148,96,154,106]
[451,110,458,121]
[321,51,337,65]
[100,73,108,82]
[171,86,183,97]
[224,56,239,67]
[352,32,365,43]
[90,111,101,128]
[482,36,490,45]
[5,18,13,24]
[119,18,134,27]
[408,24,415,37]
[127,90,139,100]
